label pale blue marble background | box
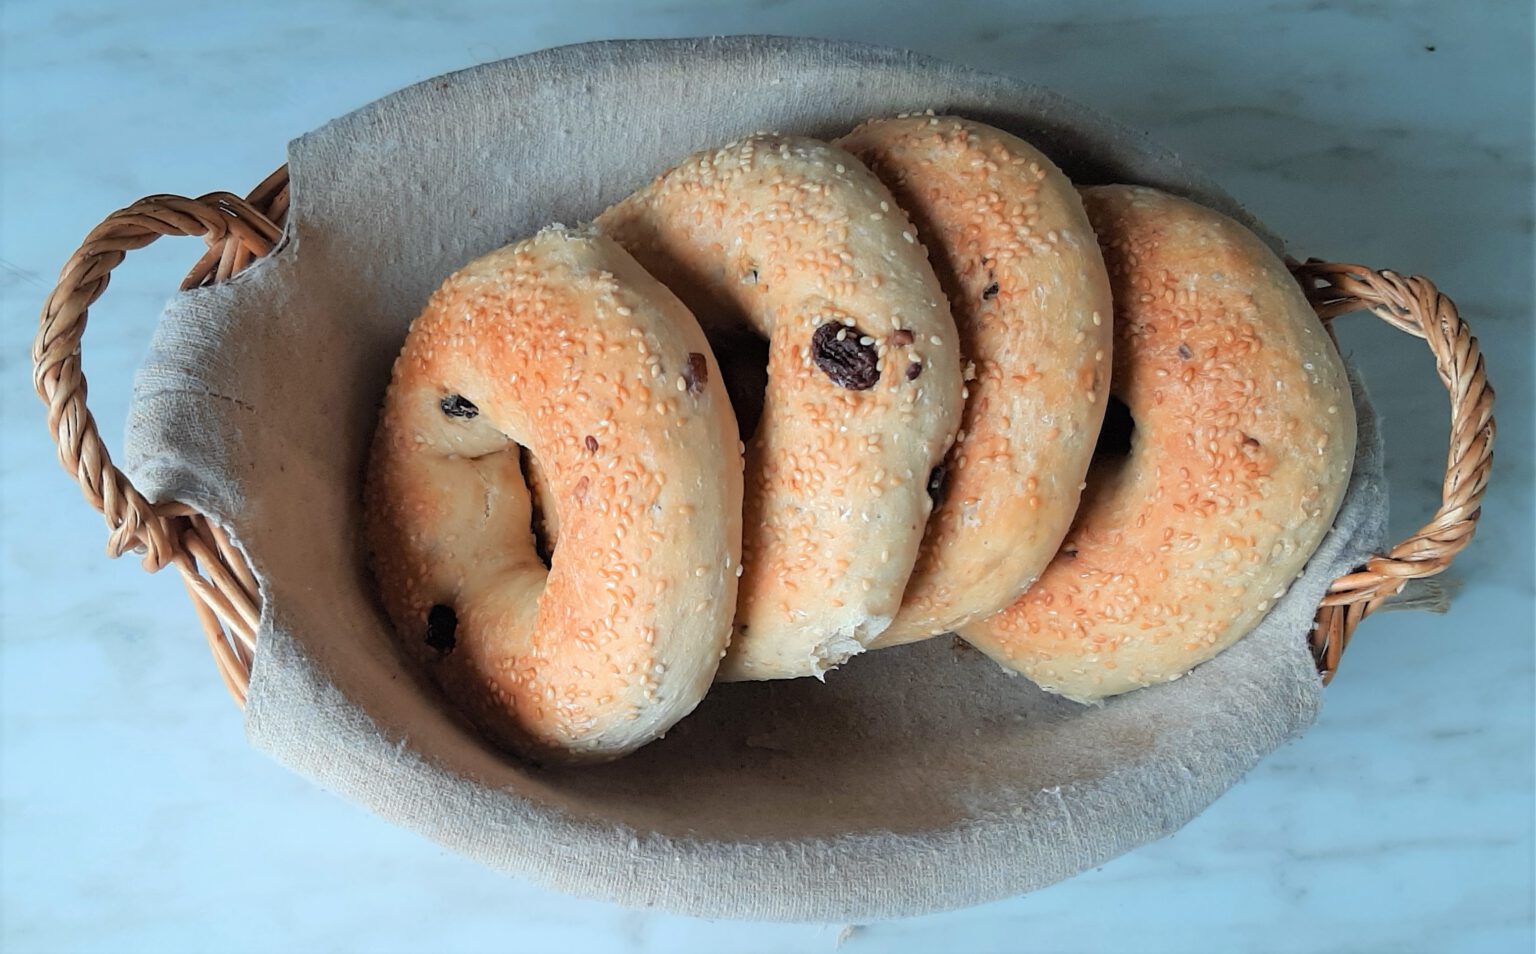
[1,2,1531,952]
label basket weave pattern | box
[32,168,1494,704]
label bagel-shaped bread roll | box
[364,229,743,762]
[959,185,1356,701]
[596,134,964,681]
[837,115,1113,646]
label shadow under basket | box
[32,38,1494,922]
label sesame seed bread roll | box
[959,186,1356,701]
[596,134,964,681]
[837,115,1113,646]
[364,229,743,762]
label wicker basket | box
[33,164,1494,707]
[25,38,1502,921]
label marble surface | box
[1,1,1531,951]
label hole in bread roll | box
[424,603,457,654]
[518,445,557,569]
[926,463,949,507]
[1095,394,1135,460]
[707,327,770,441]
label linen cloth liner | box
[123,37,1387,921]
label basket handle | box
[1293,260,1495,683]
[32,170,290,705]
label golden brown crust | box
[596,134,963,680]
[838,115,1113,645]
[363,229,743,761]
[959,186,1356,701]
